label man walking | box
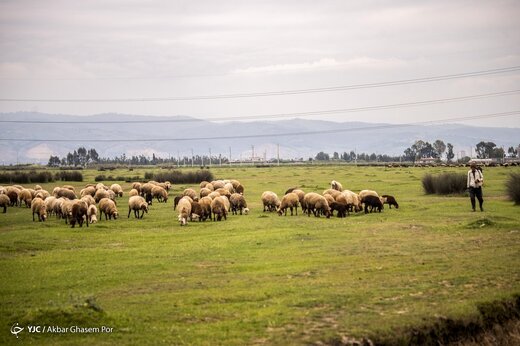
[467,162,484,212]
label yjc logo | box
[10,323,24,338]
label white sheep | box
[88,204,98,224]
[99,197,119,220]
[128,196,148,219]
[110,183,124,197]
[331,180,344,192]
[31,197,47,221]
[176,197,192,226]
[261,191,281,212]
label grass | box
[0,165,519,345]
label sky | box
[1,0,520,127]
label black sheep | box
[330,201,349,218]
[363,195,383,214]
[382,195,399,209]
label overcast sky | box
[1,0,519,127]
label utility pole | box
[277,144,280,166]
[191,148,194,167]
[251,145,255,166]
[229,147,232,165]
[209,148,212,167]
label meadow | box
[0,165,519,345]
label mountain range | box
[0,112,519,164]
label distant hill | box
[0,112,519,164]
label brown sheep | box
[210,196,227,221]
[31,197,47,221]
[277,193,299,216]
[151,186,168,203]
[190,201,203,221]
[0,194,10,213]
[235,184,245,195]
[261,191,281,212]
[200,188,212,198]
[229,193,249,215]
[110,184,124,197]
[70,200,89,228]
[381,195,399,209]
[331,180,344,192]
[199,181,210,189]
[19,189,33,207]
[303,192,331,218]
[80,186,96,197]
[94,188,109,203]
[182,188,198,201]
[131,182,142,194]
[198,196,212,221]
[99,198,119,220]
[7,189,20,207]
[56,188,77,200]
[128,189,139,197]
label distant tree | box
[48,155,61,167]
[507,146,518,158]
[333,152,339,160]
[446,143,455,162]
[433,140,446,159]
[403,147,417,162]
[77,147,87,166]
[492,147,505,159]
[315,152,330,161]
[475,141,497,159]
[369,153,377,161]
[66,152,73,166]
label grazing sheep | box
[381,195,399,209]
[331,180,344,192]
[261,191,281,212]
[230,193,249,215]
[81,195,96,206]
[182,188,198,201]
[215,188,231,199]
[198,196,212,221]
[151,186,168,203]
[110,184,124,197]
[140,183,155,197]
[173,195,184,210]
[323,194,335,206]
[7,189,20,207]
[278,193,299,216]
[363,195,383,214]
[61,199,74,224]
[211,181,225,189]
[31,197,47,221]
[303,192,331,218]
[0,194,10,213]
[34,185,42,191]
[291,189,306,212]
[128,196,148,219]
[341,190,363,212]
[70,200,89,228]
[208,191,221,200]
[199,181,210,189]
[176,197,192,226]
[44,196,57,216]
[99,198,119,220]
[80,186,96,197]
[34,190,50,200]
[19,189,33,207]
[210,196,227,221]
[62,185,76,192]
[200,188,212,198]
[285,187,298,195]
[190,201,202,221]
[323,189,341,199]
[94,188,109,203]
[204,183,215,191]
[56,188,77,200]
[235,184,244,195]
[88,204,98,224]
[359,190,379,202]
[95,183,108,191]
[230,180,241,190]
[131,182,142,194]
[128,189,139,197]
[330,201,348,218]
[223,183,235,194]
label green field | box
[1,165,519,345]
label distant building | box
[418,157,437,164]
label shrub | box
[145,170,214,184]
[506,173,520,204]
[422,173,466,195]
[0,170,55,184]
[55,171,83,182]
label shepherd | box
[467,162,484,212]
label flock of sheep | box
[0,178,398,227]
[261,180,398,219]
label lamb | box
[261,191,281,212]
[98,198,119,220]
[381,195,399,209]
[31,197,47,221]
[0,194,10,213]
[176,197,192,226]
[277,192,299,216]
[19,189,33,207]
[128,189,139,197]
[303,192,331,218]
[70,200,89,228]
[230,193,249,215]
[363,195,383,214]
[151,186,168,203]
[210,196,228,221]
[331,180,344,192]
[110,184,124,197]
[128,196,149,219]
[88,204,98,224]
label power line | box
[1,66,519,103]
[1,89,519,124]
[1,110,518,143]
